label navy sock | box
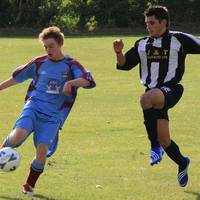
[164,140,187,169]
[26,160,44,188]
[143,107,160,148]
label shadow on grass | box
[34,194,57,200]
[185,191,200,200]
[0,194,59,200]
[0,197,22,200]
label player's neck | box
[153,28,168,38]
[50,53,64,62]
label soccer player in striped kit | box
[113,6,200,187]
[0,26,96,196]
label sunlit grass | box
[0,36,200,200]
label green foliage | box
[90,0,131,27]
[37,0,63,27]
[128,0,149,26]
[85,16,98,31]
[66,0,91,30]
[0,1,11,27]
[0,0,199,31]
[52,15,79,32]
[89,0,116,27]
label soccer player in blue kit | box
[0,26,96,196]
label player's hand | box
[113,39,124,53]
[63,82,72,96]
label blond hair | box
[39,26,64,45]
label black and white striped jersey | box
[117,30,200,89]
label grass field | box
[0,35,200,200]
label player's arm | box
[63,61,96,96]
[113,39,126,66]
[0,58,37,91]
[113,39,140,70]
[13,64,35,83]
[174,32,200,54]
[0,77,18,91]
[63,78,90,96]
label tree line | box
[0,0,199,32]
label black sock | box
[164,140,187,169]
[143,107,159,148]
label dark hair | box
[144,6,169,27]
[39,26,64,45]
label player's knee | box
[141,89,165,109]
[3,128,28,148]
[9,128,28,145]
[3,137,23,148]
[140,93,152,109]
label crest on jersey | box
[46,80,61,94]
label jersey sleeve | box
[174,32,200,54]
[71,60,96,89]
[12,60,36,83]
[117,40,140,70]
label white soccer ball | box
[0,147,20,172]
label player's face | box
[43,38,63,60]
[145,16,167,37]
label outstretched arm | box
[63,78,90,96]
[0,77,17,91]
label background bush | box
[0,0,199,33]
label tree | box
[0,0,199,32]
[0,1,11,27]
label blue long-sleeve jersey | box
[13,55,96,127]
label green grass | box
[0,36,200,200]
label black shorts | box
[157,84,184,120]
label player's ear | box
[59,42,63,48]
[161,19,167,27]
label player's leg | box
[23,118,60,196]
[157,84,190,187]
[1,127,29,148]
[1,108,34,148]
[22,143,48,196]
[140,88,165,165]
[157,118,189,186]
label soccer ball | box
[0,147,20,172]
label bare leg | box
[157,119,171,148]
[1,127,29,148]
